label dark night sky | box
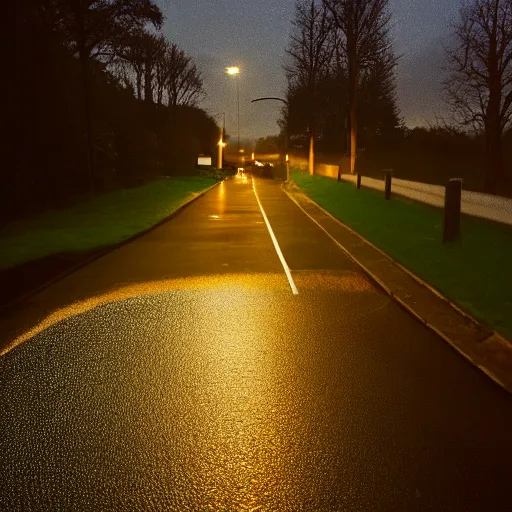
[157,0,460,140]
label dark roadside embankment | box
[0,176,217,308]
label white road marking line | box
[252,179,299,296]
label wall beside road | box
[291,156,512,226]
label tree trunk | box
[309,124,315,176]
[347,37,358,175]
[79,54,95,195]
[485,119,505,194]
[136,71,142,101]
[485,54,505,194]
[484,15,508,194]
[338,112,348,181]
[157,83,163,105]
[144,60,152,103]
[348,70,358,175]
[76,0,94,195]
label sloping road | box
[1,174,512,511]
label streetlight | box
[226,66,241,157]
[251,97,290,182]
[213,112,226,170]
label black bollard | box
[384,169,393,200]
[443,178,463,243]
[357,172,362,189]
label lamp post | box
[226,66,241,158]
[213,112,226,170]
[251,97,290,182]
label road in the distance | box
[1,174,512,511]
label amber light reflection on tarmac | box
[1,272,371,357]
[1,272,396,511]
[2,176,512,511]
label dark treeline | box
[283,0,512,196]
[3,0,218,222]
[283,0,400,176]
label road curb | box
[282,181,512,395]
[289,181,484,327]
[1,180,221,312]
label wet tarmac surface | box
[1,177,512,511]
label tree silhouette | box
[323,0,394,176]
[286,0,334,175]
[444,0,512,193]
[4,0,215,220]
[45,0,163,193]
[163,44,205,108]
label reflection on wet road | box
[2,274,512,510]
[1,179,512,511]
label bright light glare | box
[226,66,240,75]
[218,140,227,147]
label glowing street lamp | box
[214,112,226,170]
[226,66,241,156]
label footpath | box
[290,155,512,225]
[284,181,512,394]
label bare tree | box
[323,0,393,176]
[44,0,163,194]
[49,0,163,61]
[142,33,166,104]
[118,29,149,100]
[118,38,204,108]
[163,44,204,108]
[155,39,169,105]
[118,30,168,104]
[286,0,334,175]
[445,0,512,193]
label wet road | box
[1,175,512,511]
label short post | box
[383,169,393,200]
[356,172,362,189]
[443,178,463,243]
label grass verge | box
[0,176,216,270]
[292,170,512,340]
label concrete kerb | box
[1,180,222,312]
[291,181,482,326]
[282,180,512,394]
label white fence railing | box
[291,157,512,226]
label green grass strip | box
[292,170,512,340]
[0,176,216,270]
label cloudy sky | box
[156,0,461,139]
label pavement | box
[283,181,512,393]
[1,174,512,511]
[291,156,512,225]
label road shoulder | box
[0,180,221,311]
[283,181,512,394]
